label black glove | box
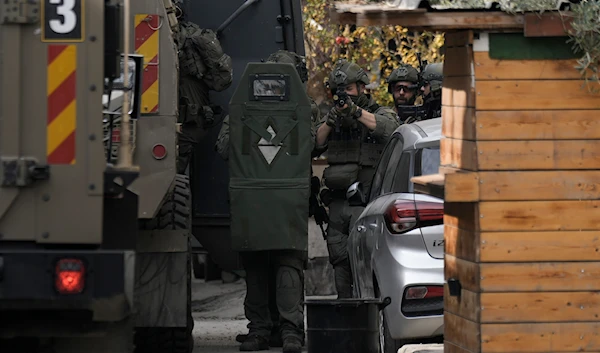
[313,204,329,226]
[337,99,358,117]
[325,107,343,128]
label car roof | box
[393,117,442,150]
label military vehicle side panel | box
[229,62,312,251]
[0,1,137,334]
[0,0,104,244]
[0,251,135,322]
[126,0,179,219]
[187,0,306,269]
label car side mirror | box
[346,181,366,206]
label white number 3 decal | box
[49,0,77,34]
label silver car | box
[347,117,444,353]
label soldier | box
[174,0,234,174]
[420,62,444,120]
[215,50,316,353]
[314,60,400,298]
[386,63,424,124]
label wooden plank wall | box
[441,30,600,353]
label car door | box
[350,134,403,298]
[413,145,444,259]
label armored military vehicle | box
[0,0,193,351]
[0,0,309,350]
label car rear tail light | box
[405,286,444,300]
[55,259,86,295]
[384,200,443,234]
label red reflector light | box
[152,144,167,160]
[55,259,85,295]
[384,200,444,234]
[405,286,444,300]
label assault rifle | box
[331,85,348,133]
[396,104,427,124]
[416,52,428,91]
[309,176,329,238]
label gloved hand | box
[337,99,359,118]
[313,204,329,225]
[325,107,343,128]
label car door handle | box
[357,225,366,233]
[368,223,378,229]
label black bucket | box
[305,297,391,353]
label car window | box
[368,135,401,201]
[390,151,413,193]
[415,146,441,177]
[380,141,407,195]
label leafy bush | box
[302,0,444,106]
[303,0,600,101]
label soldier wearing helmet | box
[386,63,426,123]
[175,0,233,174]
[314,60,399,298]
[420,62,444,120]
[215,50,318,353]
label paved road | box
[190,278,443,353]
[191,278,309,352]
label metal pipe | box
[117,0,133,168]
[217,0,260,36]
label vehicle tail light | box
[55,259,86,295]
[405,286,444,300]
[152,143,167,160]
[384,200,443,234]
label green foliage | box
[566,0,600,91]
[302,0,599,100]
[302,0,444,106]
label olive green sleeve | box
[214,114,230,161]
[310,100,322,157]
[370,107,400,143]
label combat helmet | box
[327,60,370,95]
[386,63,419,93]
[267,50,308,83]
[421,62,444,94]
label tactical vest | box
[178,76,211,125]
[228,63,312,252]
[178,22,208,80]
[424,95,442,120]
[326,117,385,168]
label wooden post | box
[440,29,600,353]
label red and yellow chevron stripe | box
[47,45,77,165]
[135,14,160,114]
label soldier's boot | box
[235,328,283,347]
[239,334,269,351]
[282,336,302,353]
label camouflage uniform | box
[175,3,232,174]
[421,62,444,120]
[215,50,318,353]
[387,63,423,124]
[315,60,399,298]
